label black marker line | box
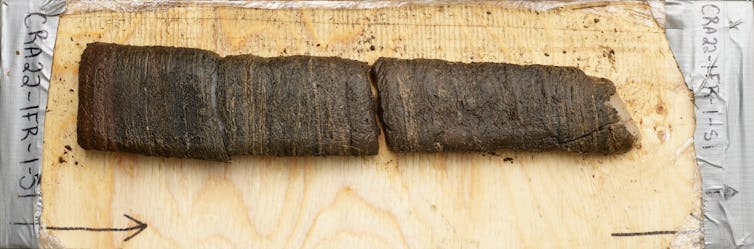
[611,230,677,237]
[17,193,41,198]
[12,214,147,242]
[19,105,39,110]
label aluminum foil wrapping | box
[0,0,64,248]
[666,1,754,248]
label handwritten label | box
[1,1,62,246]
[17,13,48,199]
[695,3,726,168]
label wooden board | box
[41,2,702,249]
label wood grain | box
[42,3,701,249]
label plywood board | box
[41,2,701,248]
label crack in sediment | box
[558,119,621,146]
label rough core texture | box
[373,57,638,154]
[78,43,637,160]
[78,43,229,161]
[218,55,379,156]
[77,43,379,161]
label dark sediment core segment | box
[218,55,379,156]
[372,57,639,154]
[78,43,228,161]
[77,43,378,161]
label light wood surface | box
[41,2,701,249]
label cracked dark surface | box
[78,43,229,161]
[78,43,637,161]
[218,55,379,156]
[78,43,379,161]
[373,58,638,154]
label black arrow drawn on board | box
[12,214,147,242]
